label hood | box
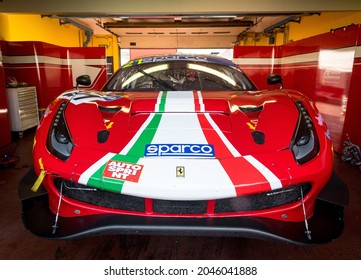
[63,90,299,159]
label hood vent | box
[239,105,265,144]
[239,105,264,113]
[252,130,265,145]
[98,105,122,113]
[97,130,110,144]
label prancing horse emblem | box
[176,166,185,178]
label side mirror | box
[267,73,283,89]
[76,75,92,88]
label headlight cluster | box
[291,101,319,164]
[47,101,74,160]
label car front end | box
[20,55,348,244]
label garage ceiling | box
[1,0,361,48]
[47,14,311,48]
[58,14,302,39]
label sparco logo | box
[145,144,215,157]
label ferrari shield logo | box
[176,166,185,178]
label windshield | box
[103,60,257,92]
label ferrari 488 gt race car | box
[19,54,348,244]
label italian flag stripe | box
[157,91,167,112]
[80,91,166,192]
[120,91,236,199]
[78,90,281,198]
[195,91,282,192]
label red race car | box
[20,55,348,244]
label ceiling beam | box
[1,0,360,15]
[103,20,254,29]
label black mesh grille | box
[54,179,145,212]
[54,179,311,215]
[153,200,207,214]
[215,183,311,213]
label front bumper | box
[19,167,348,245]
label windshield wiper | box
[137,68,176,91]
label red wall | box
[234,24,361,153]
[0,41,107,147]
[1,41,107,108]
[233,46,280,90]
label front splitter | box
[19,168,348,245]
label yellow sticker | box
[106,121,114,129]
[33,137,36,150]
[31,170,46,192]
[38,158,44,170]
[247,122,256,130]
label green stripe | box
[158,91,167,112]
[86,92,166,193]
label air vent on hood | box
[97,130,110,144]
[252,130,265,145]
[239,105,264,113]
[98,106,122,113]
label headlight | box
[291,101,319,164]
[47,101,74,160]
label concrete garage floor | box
[0,129,360,260]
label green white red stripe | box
[78,91,282,199]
